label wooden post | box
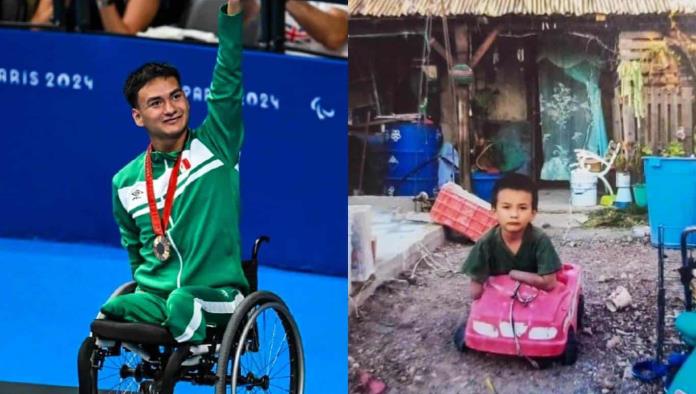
[682,87,694,153]
[471,26,501,69]
[454,24,471,191]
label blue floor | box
[0,238,347,393]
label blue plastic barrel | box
[383,123,442,196]
[472,171,503,203]
[644,157,696,248]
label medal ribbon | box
[145,144,183,238]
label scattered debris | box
[357,370,387,394]
[484,376,498,394]
[607,286,633,312]
[632,225,651,238]
[583,206,647,228]
[607,335,622,349]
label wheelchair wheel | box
[78,336,155,394]
[216,291,304,394]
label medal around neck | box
[145,144,182,263]
[153,234,171,261]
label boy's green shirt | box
[111,9,249,296]
[461,224,561,283]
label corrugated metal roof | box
[349,0,696,17]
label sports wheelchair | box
[77,236,304,393]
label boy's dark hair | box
[123,63,181,108]
[491,173,538,210]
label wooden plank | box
[454,23,470,191]
[660,87,669,146]
[671,89,679,142]
[470,26,501,68]
[649,86,659,148]
[619,50,646,61]
[619,31,663,40]
[635,98,649,145]
[612,89,622,143]
[621,96,635,143]
[619,40,664,50]
[682,87,694,153]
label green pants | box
[101,286,244,344]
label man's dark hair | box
[491,173,538,211]
[123,63,181,108]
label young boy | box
[462,173,561,300]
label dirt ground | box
[348,227,693,394]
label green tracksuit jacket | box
[111,9,248,298]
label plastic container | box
[570,170,598,207]
[430,182,497,241]
[633,184,647,207]
[348,205,374,282]
[383,122,442,196]
[644,157,696,248]
[471,171,503,203]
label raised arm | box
[285,0,348,50]
[196,0,244,165]
[29,0,53,24]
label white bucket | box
[616,172,631,188]
[615,172,632,205]
[570,170,598,207]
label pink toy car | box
[454,263,584,367]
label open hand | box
[228,0,241,15]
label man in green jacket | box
[101,0,247,344]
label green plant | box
[661,140,686,157]
[631,145,652,184]
[614,150,628,173]
[617,60,645,120]
[582,206,647,228]
[614,141,636,173]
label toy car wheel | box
[453,325,468,352]
[577,294,585,331]
[533,357,554,370]
[560,328,579,366]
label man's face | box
[493,189,536,234]
[131,77,190,141]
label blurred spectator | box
[285,0,347,57]
[29,0,188,33]
[0,0,39,22]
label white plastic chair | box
[569,141,622,196]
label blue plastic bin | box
[472,172,503,203]
[644,157,696,248]
[383,123,442,196]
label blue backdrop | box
[0,28,347,276]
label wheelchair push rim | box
[232,301,303,393]
[216,291,304,394]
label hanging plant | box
[617,60,645,122]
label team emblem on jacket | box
[130,189,144,201]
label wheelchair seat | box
[90,320,177,345]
